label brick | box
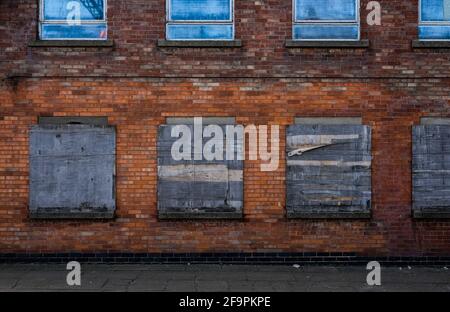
[0,1,448,256]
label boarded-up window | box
[29,118,116,219]
[286,121,371,218]
[413,120,450,218]
[157,119,243,219]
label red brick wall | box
[0,0,449,255]
[3,0,448,79]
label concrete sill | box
[30,209,115,220]
[29,40,114,48]
[285,39,369,48]
[413,211,450,219]
[287,211,371,219]
[412,40,450,49]
[157,39,242,48]
[158,212,243,220]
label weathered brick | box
[0,1,448,256]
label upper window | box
[293,0,360,41]
[419,0,450,40]
[39,0,107,40]
[166,0,234,40]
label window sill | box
[157,39,242,48]
[285,39,369,48]
[29,40,114,48]
[413,210,450,219]
[158,212,243,220]
[412,40,450,49]
[30,209,115,220]
[287,211,371,219]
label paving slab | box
[0,264,447,292]
[196,280,229,292]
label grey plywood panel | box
[166,117,236,125]
[157,124,243,219]
[30,125,115,157]
[29,124,116,219]
[286,124,371,219]
[413,125,450,218]
[420,117,450,125]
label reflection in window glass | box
[294,24,359,40]
[41,24,107,40]
[40,0,107,40]
[293,0,359,40]
[167,0,234,40]
[421,0,450,21]
[167,24,233,40]
[420,0,450,39]
[295,0,356,21]
[170,0,231,21]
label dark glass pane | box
[41,23,107,39]
[293,24,359,40]
[44,0,104,20]
[167,24,233,39]
[170,0,231,21]
[419,25,450,39]
[295,0,356,21]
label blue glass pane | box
[295,0,356,21]
[170,0,231,21]
[41,23,107,39]
[294,24,359,40]
[167,24,233,39]
[419,25,450,39]
[44,0,104,20]
[422,0,450,21]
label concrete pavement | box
[0,264,448,292]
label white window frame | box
[292,0,360,41]
[39,0,108,40]
[419,0,450,41]
[166,0,235,41]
